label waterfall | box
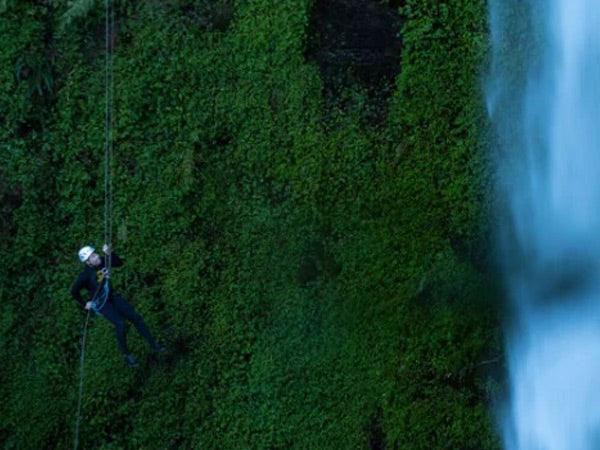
[487,1,600,449]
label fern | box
[0,0,13,14]
[59,0,98,30]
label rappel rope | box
[104,0,115,272]
[73,1,115,449]
[73,309,90,450]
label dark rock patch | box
[306,0,403,121]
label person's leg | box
[95,301,129,356]
[110,293,162,351]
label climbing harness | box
[91,276,111,313]
[73,0,115,449]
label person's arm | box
[104,251,123,267]
[109,251,123,267]
[70,273,87,309]
[102,244,123,267]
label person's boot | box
[124,354,139,368]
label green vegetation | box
[1,0,501,448]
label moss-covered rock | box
[0,1,501,448]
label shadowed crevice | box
[305,0,403,122]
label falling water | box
[487,1,600,449]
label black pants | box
[95,293,159,355]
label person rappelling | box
[70,243,165,368]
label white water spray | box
[487,1,600,449]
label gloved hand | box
[102,243,111,254]
[85,301,93,310]
[100,267,110,279]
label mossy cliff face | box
[0,1,500,448]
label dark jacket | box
[70,252,123,308]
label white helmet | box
[78,245,95,263]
